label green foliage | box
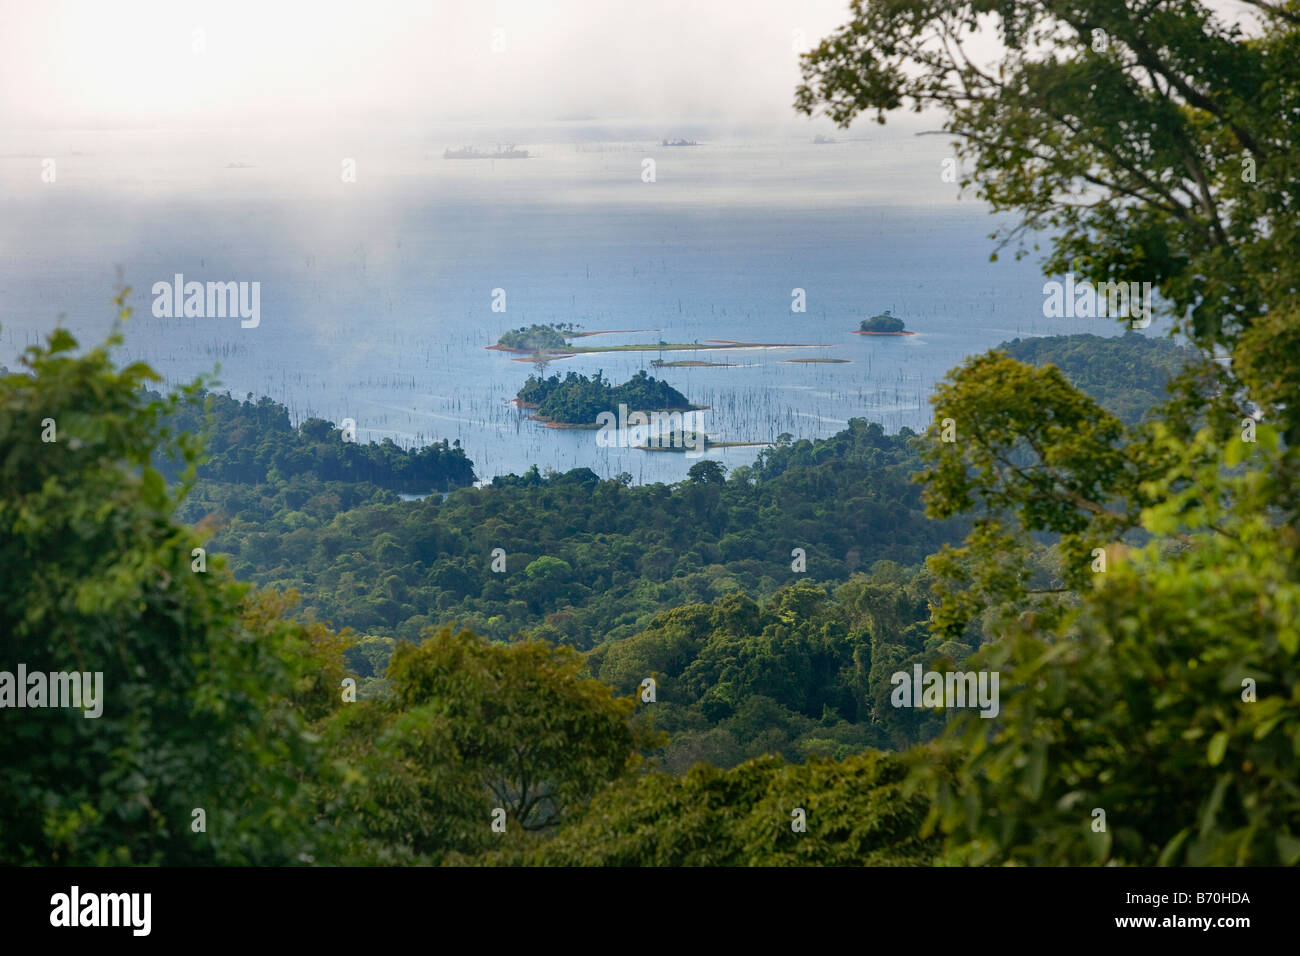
[918,427,1300,865]
[159,389,475,491]
[194,416,951,649]
[488,750,940,866]
[0,307,338,865]
[391,628,637,830]
[687,459,726,484]
[998,333,1190,426]
[589,571,967,770]
[918,347,1182,639]
[519,369,694,425]
[798,0,1300,443]
[910,342,1300,866]
[801,1,1300,866]
[320,627,639,862]
[316,684,490,864]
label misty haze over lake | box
[0,123,1157,484]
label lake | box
[0,122,1161,485]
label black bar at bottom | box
[0,866,1287,942]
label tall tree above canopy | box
[797,2,1300,864]
[797,0,1300,441]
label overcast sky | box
[0,0,1264,131]
[0,0,871,129]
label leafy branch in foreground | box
[798,0,1300,446]
[914,426,1300,865]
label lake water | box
[0,123,1159,484]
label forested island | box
[494,323,580,352]
[857,310,909,334]
[492,323,823,357]
[517,369,700,426]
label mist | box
[0,0,870,132]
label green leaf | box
[1277,833,1300,866]
[1206,731,1229,767]
[1254,716,1283,741]
[1199,774,1231,837]
[1026,743,1046,800]
[1157,827,1191,867]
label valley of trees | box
[2,311,1208,865]
[183,414,946,650]
[5,0,1299,867]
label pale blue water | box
[0,124,1161,484]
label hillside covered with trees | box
[157,390,475,492]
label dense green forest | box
[5,302,1292,866]
[178,414,947,648]
[176,331,1187,771]
[518,369,696,425]
[6,0,1300,868]
[2,316,1198,865]
[997,332,1190,425]
[172,330,1183,656]
[157,390,475,492]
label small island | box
[490,324,829,357]
[651,359,739,368]
[854,310,915,335]
[635,431,769,453]
[516,369,702,427]
[495,323,580,352]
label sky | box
[0,0,1263,132]
[0,0,871,130]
